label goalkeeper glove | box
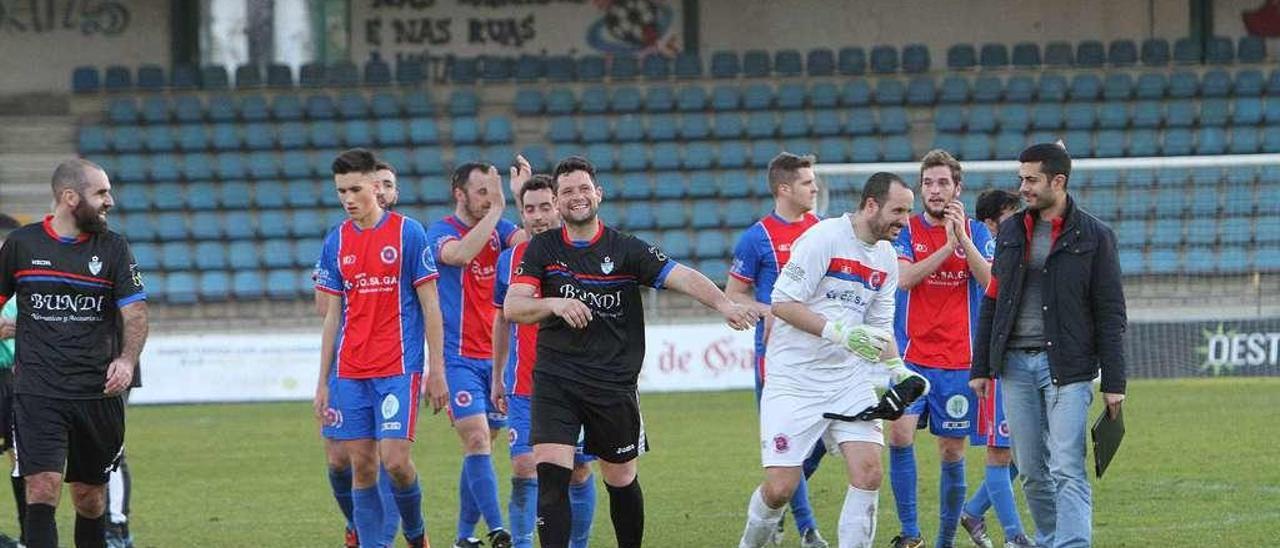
[821,321,891,362]
[823,361,931,422]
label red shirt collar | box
[42,216,89,244]
[561,219,605,248]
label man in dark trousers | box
[970,143,1127,548]
[0,159,149,548]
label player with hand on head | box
[313,148,448,548]
[737,172,922,548]
[426,156,530,548]
[0,159,149,548]
[884,150,996,548]
[956,187,1033,548]
[726,152,828,548]
[505,156,757,548]
[492,174,598,548]
[313,156,404,548]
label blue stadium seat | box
[159,240,194,272]
[1201,70,1232,98]
[622,202,655,231]
[947,44,977,70]
[967,104,997,133]
[579,115,610,143]
[291,210,324,238]
[642,114,675,142]
[1003,75,1035,103]
[1129,129,1159,156]
[612,86,643,113]
[1141,38,1171,66]
[136,64,166,91]
[846,108,876,136]
[1030,103,1064,130]
[1132,72,1166,100]
[1012,42,1041,68]
[683,142,714,170]
[1063,130,1092,156]
[106,98,139,125]
[774,50,803,77]
[687,173,717,198]
[1094,102,1126,130]
[613,115,644,142]
[335,92,369,119]
[126,216,159,246]
[850,137,880,162]
[671,85,706,112]
[1068,74,1102,101]
[748,141,779,167]
[271,121,303,149]
[1095,130,1126,157]
[935,106,964,133]
[251,179,285,210]
[815,137,848,163]
[594,55,627,81]
[209,123,240,151]
[710,85,741,111]
[1167,71,1198,98]
[1166,100,1196,127]
[304,94,336,119]
[111,126,144,153]
[213,152,248,180]
[71,66,100,93]
[779,111,809,138]
[308,120,340,149]
[653,199,686,228]
[746,112,776,139]
[1108,40,1138,67]
[1163,128,1194,156]
[644,86,676,112]
[513,89,544,116]
[448,89,479,117]
[841,80,872,107]
[547,117,577,143]
[884,135,915,162]
[217,181,252,210]
[693,231,730,259]
[869,46,898,74]
[342,120,373,147]
[873,78,906,105]
[1077,41,1106,68]
[198,271,231,302]
[1220,217,1252,246]
[838,47,866,75]
[713,113,745,139]
[995,132,1026,160]
[1235,35,1265,64]
[372,119,406,147]
[1064,103,1097,130]
[906,76,936,106]
[805,49,834,76]
[718,141,749,168]
[937,76,969,104]
[978,43,1009,69]
[102,65,131,91]
[1045,42,1074,68]
[1200,98,1230,127]
[1098,73,1133,102]
[404,118,441,146]
[574,86,604,114]
[262,63,292,88]
[617,143,647,171]
[641,54,671,81]
[1173,37,1201,65]
[723,199,759,228]
[164,271,198,304]
[902,44,930,73]
[188,183,220,211]
[482,117,514,144]
[1232,70,1265,98]
[1037,74,1068,102]
[232,270,265,300]
[743,84,774,110]
[207,95,237,123]
[270,94,303,121]
[673,53,702,79]
[1230,127,1261,154]
[742,50,771,78]
[1132,101,1163,128]
[810,109,841,137]
[960,134,993,160]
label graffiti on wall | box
[0,0,129,36]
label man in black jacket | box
[969,143,1127,548]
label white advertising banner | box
[131,323,754,404]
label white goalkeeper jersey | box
[765,214,899,392]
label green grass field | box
[2,377,1276,546]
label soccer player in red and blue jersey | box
[886,150,996,548]
[426,159,527,548]
[313,149,448,548]
[491,175,597,548]
[725,152,828,548]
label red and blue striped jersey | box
[425,215,519,361]
[891,214,995,369]
[729,212,820,364]
[315,212,438,379]
[493,242,537,396]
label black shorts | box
[0,370,12,452]
[14,394,125,484]
[530,371,647,464]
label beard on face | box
[73,195,109,233]
[870,209,904,241]
[562,200,598,227]
[463,194,489,220]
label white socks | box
[838,485,878,548]
[739,486,786,548]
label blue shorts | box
[972,377,1011,448]
[323,373,422,441]
[506,395,594,463]
[903,363,977,438]
[446,357,507,429]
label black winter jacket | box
[970,195,1128,394]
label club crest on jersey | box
[869,270,886,288]
[88,256,102,276]
[984,239,996,257]
[455,390,473,407]
[772,434,790,454]
[381,246,398,264]
[601,256,614,274]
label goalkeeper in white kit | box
[738,173,929,548]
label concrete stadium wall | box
[698,0,1190,55]
[0,0,171,95]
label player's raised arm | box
[439,165,509,266]
[662,265,757,330]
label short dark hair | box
[767,152,816,195]
[374,160,396,174]
[520,174,555,204]
[975,189,1021,223]
[331,148,379,175]
[450,161,494,192]
[858,172,907,211]
[51,158,105,197]
[1018,143,1072,187]
[552,156,596,192]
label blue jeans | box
[1000,350,1094,548]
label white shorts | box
[758,379,883,467]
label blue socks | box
[393,477,426,540]
[464,454,506,532]
[379,466,401,542]
[938,459,966,545]
[509,478,538,548]
[569,473,597,548]
[328,467,355,529]
[988,464,1024,538]
[352,486,384,545]
[889,445,920,538]
[789,476,818,534]
[457,469,480,540]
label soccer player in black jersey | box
[503,156,758,548]
[0,159,148,548]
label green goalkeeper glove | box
[882,357,931,395]
[821,321,891,362]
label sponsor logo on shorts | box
[488,411,507,422]
[998,421,1010,437]
[455,390,473,408]
[381,421,402,431]
[772,434,789,454]
[381,394,400,419]
[323,408,343,428]
[946,394,970,418]
[615,444,636,455]
[942,420,971,430]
